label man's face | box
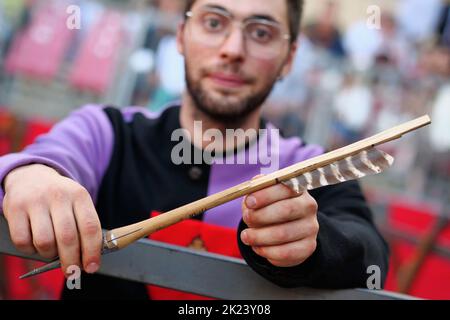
[178,0,296,123]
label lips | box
[208,72,248,88]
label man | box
[0,0,388,299]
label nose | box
[218,27,246,61]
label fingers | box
[244,183,301,211]
[29,206,57,259]
[5,209,36,256]
[252,238,318,267]
[50,196,81,275]
[73,191,102,274]
[3,165,102,277]
[243,192,317,228]
[241,217,319,247]
[240,179,319,267]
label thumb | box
[242,174,265,212]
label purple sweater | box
[0,104,389,299]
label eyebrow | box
[201,4,280,24]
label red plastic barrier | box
[0,108,14,155]
[4,257,64,300]
[385,200,450,299]
[20,118,54,149]
[147,212,242,300]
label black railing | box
[0,214,414,300]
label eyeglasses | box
[185,7,291,60]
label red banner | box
[69,10,124,94]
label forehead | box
[191,0,289,24]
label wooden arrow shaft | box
[106,115,432,250]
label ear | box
[279,41,298,79]
[176,22,186,56]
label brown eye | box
[202,14,227,32]
[248,24,275,43]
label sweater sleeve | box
[237,180,389,289]
[0,105,114,211]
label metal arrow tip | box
[19,260,62,280]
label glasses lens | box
[187,10,289,60]
[245,21,284,59]
[188,10,230,47]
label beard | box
[185,62,278,125]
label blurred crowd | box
[264,0,450,201]
[133,0,450,201]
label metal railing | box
[0,214,414,300]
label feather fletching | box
[282,148,395,193]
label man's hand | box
[241,180,319,268]
[3,164,102,276]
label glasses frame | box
[184,7,291,59]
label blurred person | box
[430,83,450,165]
[148,34,185,112]
[416,45,450,79]
[437,0,450,48]
[375,14,415,73]
[344,13,413,72]
[0,3,9,58]
[396,0,443,44]
[138,0,185,109]
[263,34,316,137]
[144,0,185,50]
[330,72,373,147]
[0,0,388,299]
[343,20,383,71]
[303,0,345,58]
[0,0,30,57]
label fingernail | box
[243,209,249,222]
[246,196,257,209]
[241,230,250,246]
[85,262,99,274]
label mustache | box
[202,64,254,82]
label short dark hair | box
[184,0,304,43]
